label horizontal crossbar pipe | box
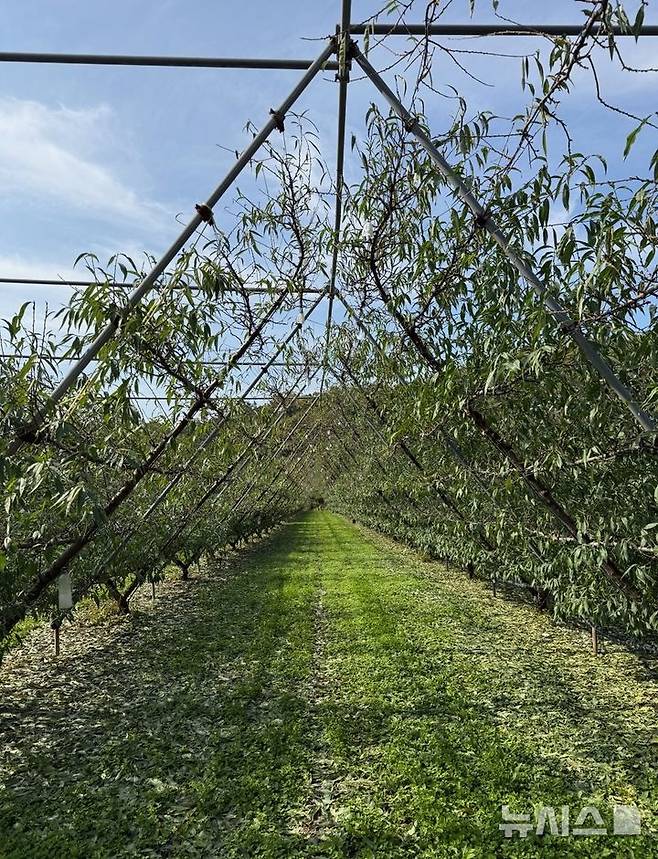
[0,51,340,70]
[350,22,658,36]
[0,353,321,367]
[0,276,325,293]
[4,38,335,456]
[120,394,309,401]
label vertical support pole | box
[53,622,60,656]
[151,579,156,600]
[591,625,599,656]
[320,1,351,394]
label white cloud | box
[0,97,172,228]
[0,252,82,321]
[0,252,78,282]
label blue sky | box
[0,0,656,328]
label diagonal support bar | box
[96,289,326,571]
[352,43,657,434]
[6,38,336,455]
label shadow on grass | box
[0,525,322,856]
[0,512,655,858]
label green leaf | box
[623,118,649,159]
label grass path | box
[0,511,656,857]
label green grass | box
[0,511,656,857]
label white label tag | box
[58,572,73,610]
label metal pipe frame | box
[333,384,446,523]
[321,0,351,394]
[0,50,340,70]
[0,22,654,77]
[7,5,656,636]
[5,38,336,455]
[156,373,317,558]
[253,450,314,516]
[124,395,276,401]
[0,276,325,293]
[94,290,326,570]
[350,23,658,36]
[325,403,426,523]
[352,42,657,433]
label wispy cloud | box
[0,252,78,282]
[0,252,83,321]
[0,97,172,229]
